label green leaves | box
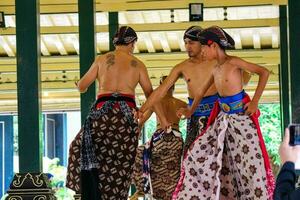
[258,103,281,166]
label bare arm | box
[138,62,169,128]
[76,56,100,93]
[189,74,214,114]
[138,108,153,128]
[230,57,269,104]
[139,65,181,113]
[242,70,251,86]
[138,62,153,98]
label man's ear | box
[212,42,218,49]
[131,42,135,49]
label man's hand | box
[244,100,258,116]
[279,128,300,164]
[176,107,192,119]
[133,109,144,123]
[160,118,172,133]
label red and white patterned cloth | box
[172,94,275,200]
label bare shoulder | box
[178,59,190,68]
[172,60,187,73]
[90,55,105,69]
[227,55,258,70]
[102,52,115,59]
[94,54,105,63]
[227,55,245,65]
[131,54,145,69]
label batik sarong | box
[132,128,183,200]
[173,90,275,200]
[184,94,218,153]
[66,93,139,200]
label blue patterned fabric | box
[219,90,245,114]
[188,94,218,117]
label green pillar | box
[108,12,119,51]
[78,0,96,124]
[279,5,290,135]
[288,0,300,123]
[16,0,42,172]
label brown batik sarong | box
[66,93,139,200]
[184,94,218,153]
[173,91,274,200]
[132,128,183,200]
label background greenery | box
[258,103,282,168]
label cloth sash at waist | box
[95,93,136,109]
[218,90,245,114]
[151,128,181,144]
[188,94,218,117]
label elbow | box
[263,69,270,79]
[259,68,270,80]
[263,69,271,81]
[265,69,270,77]
[78,88,86,93]
[77,82,87,93]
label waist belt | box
[96,93,136,107]
[188,94,218,117]
[219,90,245,114]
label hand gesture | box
[279,128,300,164]
[244,100,258,116]
[133,109,144,123]
[160,119,172,133]
[176,107,192,119]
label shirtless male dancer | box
[173,26,274,200]
[137,26,218,153]
[131,76,187,200]
[137,26,250,153]
[66,26,167,200]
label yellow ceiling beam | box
[129,19,279,32]
[0,18,278,35]
[1,0,287,6]
[1,0,287,14]
[0,25,101,36]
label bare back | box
[213,57,243,97]
[180,59,217,98]
[97,50,143,95]
[156,96,187,130]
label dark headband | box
[113,26,138,46]
[198,26,235,49]
[183,26,203,41]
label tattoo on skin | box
[106,53,115,69]
[130,59,138,68]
